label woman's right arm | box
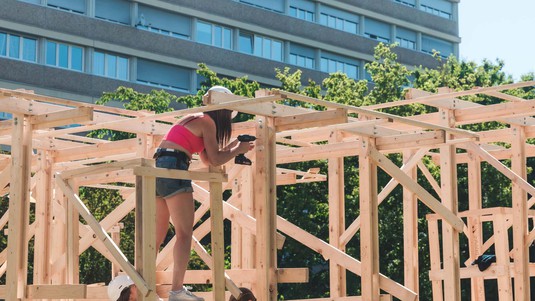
[201,118,253,166]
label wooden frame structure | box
[1,81,535,300]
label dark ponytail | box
[205,109,232,147]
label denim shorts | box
[155,153,193,198]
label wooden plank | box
[402,150,419,294]
[253,114,278,301]
[6,114,32,301]
[26,284,86,298]
[454,99,535,124]
[133,166,227,182]
[155,268,309,284]
[53,138,139,162]
[494,212,513,300]
[359,138,380,301]
[375,130,447,151]
[30,106,94,129]
[328,131,346,298]
[368,81,535,110]
[276,217,417,301]
[274,108,347,132]
[427,218,443,301]
[466,150,485,301]
[209,165,226,301]
[510,125,530,299]
[275,91,479,138]
[59,158,143,179]
[369,148,465,232]
[277,141,360,164]
[54,174,150,296]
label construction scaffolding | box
[1,81,535,300]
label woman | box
[154,86,254,301]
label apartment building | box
[0,0,460,105]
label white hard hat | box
[204,86,238,118]
[108,275,134,301]
[207,85,232,94]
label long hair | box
[205,109,232,147]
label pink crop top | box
[163,116,205,154]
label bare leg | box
[155,196,170,249]
[165,192,195,291]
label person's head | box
[204,86,236,147]
[108,275,137,301]
[229,287,256,301]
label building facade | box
[0,0,460,105]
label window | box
[196,21,232,49]
[47,0,86,14]
[289,6,314,21]
[319,6,359,34]
[321,54,358,79]
[137,5,191,39]
[290,43,315,69]
[0,32,37,62]
[364,18,390,43]
[420,0,452,19]
[393,0,416,7]
[239,0,284,13]
[46,41,83,71]
[95,0,130,25]
[93,51,129,80]
[239,32,282,61]
[421,35,453,58]
[137,59,191,92]
[396,27,416,50]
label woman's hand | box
[235,141,254,154]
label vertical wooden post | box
[6,114,32,300]
[467,150,485,301]
[135,159,157,301]
[240,166,255,285]
[209,165,226,301]
[510,125,530,300]
[439,109,460,301]
[427,217,443,301]
[494,210,512,300]
[402,150,418,294]
[359,137,380,301]
[34,149,53,285]
[328,130,346,298]
[66,179,80,285]
[253,113,278,301]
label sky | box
[458,0,535,81]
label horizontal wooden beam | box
[133,166,227,182]
[275,108,347,132]
[30,106,94,129]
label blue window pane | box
[320,58,328,72]
[306,12,314,21]
[0,33,7,56]
[214,26,222,47]
[93,51,105,75]
[262,38,271,59]
[329,60,336,72]
[289,7,297,17]
[223,28,231,49]
[117,57,128,80]
[328,15,336,28]
[297,55,304,67]
[197,21,212,45]
[254,36,262,57]
[46,42,56,65]
[71,46,83,71]
[320,14,327,26]
[58,44,68,68]
[305,57,314,68]
[239,33,253,54]
[22,38,36,62]
[289,54,296,65]
[272,40,282,61]
[106,54,116,77]
[9,35,20,59]
[345,20,357,34]
[346,64,357,79]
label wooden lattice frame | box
[1,81,535,301]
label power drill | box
[234,134,256,165]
